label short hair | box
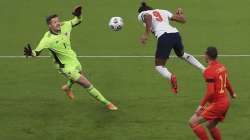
[206,46,218,60]
[138,2,153,13]
[46,14,58,25]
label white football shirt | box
[138,9,178,38]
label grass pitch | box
[0,0,249,139]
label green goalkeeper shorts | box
[58,62,82,81]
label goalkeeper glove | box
[24,43,33,57]
[72,5,82,17]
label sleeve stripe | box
[141,14,145,22]
[72,21,81,27]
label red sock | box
[210,127,221,140]
[192,125,209,140]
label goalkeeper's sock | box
[87,85,110,105]
[182,52,205,72]
[67,80,74,89]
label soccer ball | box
[108,17,124,31]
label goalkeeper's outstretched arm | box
[71,5,83,27]
[24,36,47,57]
[24,44,42,57]
[24,44,41,57]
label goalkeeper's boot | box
[62,85,75,100]
[106,103,118,111]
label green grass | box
[0,0,250,140]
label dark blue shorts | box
[155,32,184,59]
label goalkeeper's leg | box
[62,80,75,100]
[76,74,118,111]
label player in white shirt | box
[138,2,205,94]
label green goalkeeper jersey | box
[33,16,82,67]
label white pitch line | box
[78,55,250,58]
[0,55,249,58]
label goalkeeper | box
[24,5,118,111]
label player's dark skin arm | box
[171,8,186,23]
[144,14,152,35]
[140,14,152,44]
[141,14,168,66]
[171,15,186,23]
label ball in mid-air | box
[108,17,124,31]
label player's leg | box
[74,64,111,105]
[62,63,85,99]
[61,63,80,100]
[207,120,221,140]
[155,58,171,80]
[59,67,76,99]
[75,73,118,110]
[61,80,75,100]
[181,52,205,72]
[189,113,209,140]
[155,58,177,93]
[155,33,177,93]
[206,106,228,140]
[173,33,205,72]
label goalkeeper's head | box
[46,14,61,34]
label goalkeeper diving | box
[24,5,118,111]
